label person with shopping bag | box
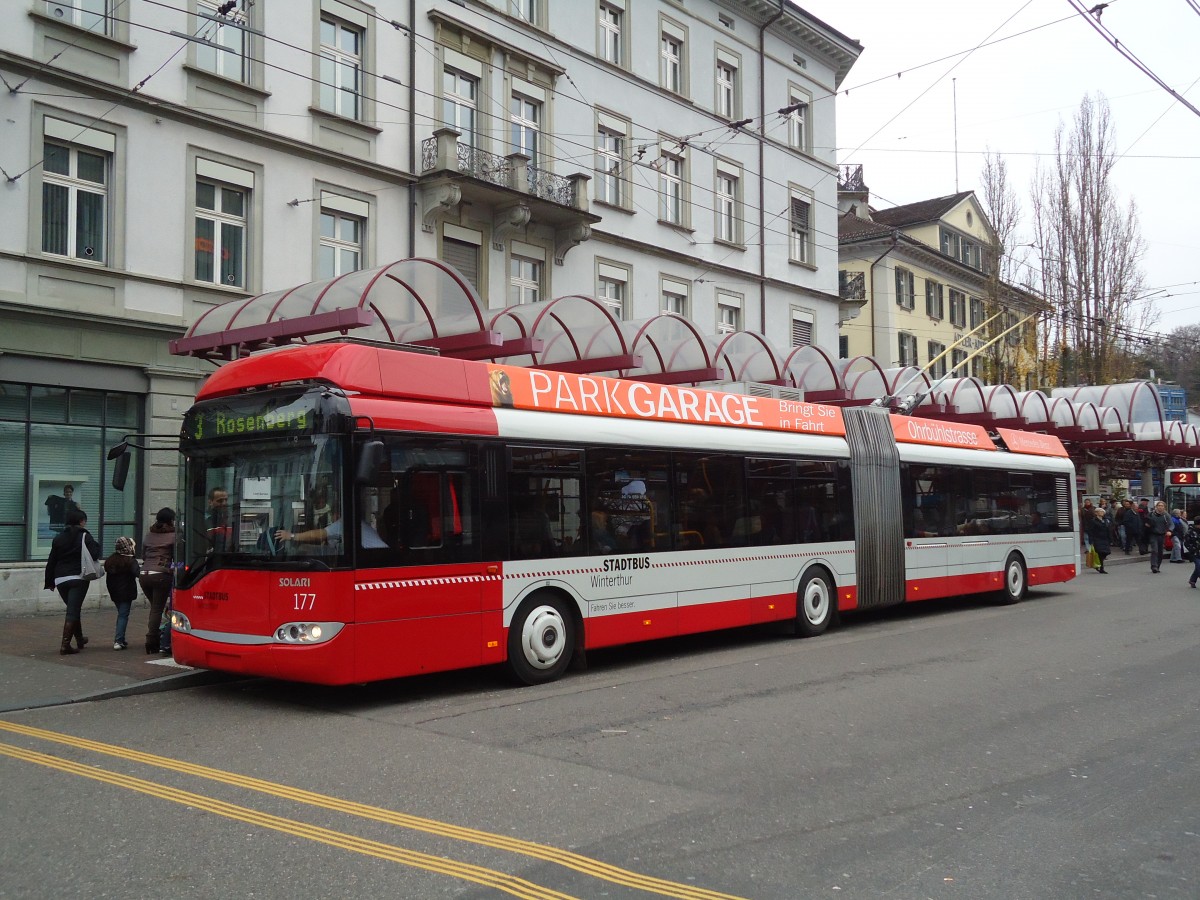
[43,508,102,653]
[1086,507,1111,574]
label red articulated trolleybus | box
[164,340,1078,686]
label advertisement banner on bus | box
[486,364,847,437]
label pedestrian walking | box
[1086,507,1112,574]
[43,508,102,655]
[139,507,176,654]
[1137,499,1151,554]
[1170,509,1187,563]
[1186,518,1200,588]
[1120,500,1141,554]
[1147,500,1172,574]
[103,536,140,650]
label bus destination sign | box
[185,395,317,442]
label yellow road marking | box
[0,720,746,900]
[0,741,574,900]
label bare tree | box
[1029,94,1154,386]
[979,150,1039,386]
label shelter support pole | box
[1084,463,1100,495]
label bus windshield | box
[180,434,345,579]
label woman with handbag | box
[140,507,176,654]
[1086,507,1112,574]
[43,508,102,654]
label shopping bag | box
[1084,546,1099,569]
[79,541,102,581]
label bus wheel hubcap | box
[804,581,828,623]
[521,605,564,669]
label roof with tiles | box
[869,191,975,228]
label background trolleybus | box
[1164,467,1200,521]
[127,340,1078,686]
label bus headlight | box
[171,611,192,633]
[273,622,343,644]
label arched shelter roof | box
[781,345,839,397]
[1052,382,1165,424]
[838,356,889,404]
[488,295,638,373]
[929,377,988,417]
[1014,390,1051,428]
[712,331,785,385]
[172,258,492,360]
[620,314,723,384]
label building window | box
[660,31,683,93]
[511,91,541,166]
[894,267,915,310]
[898,333,918,368]
[716,170,740,244]
[510,252,542,305]
[196,0,250,83]
[951,348,968,376]
[662,278,689,316]
[41,141,108,264]
[599,2,622,65]
[949,289,966,327]
[318,206,364,279]
[597,263,628,317]
[717,293,741,334]
[195,178,247,288]
[925,279,944,319]
[787,88,810,152]
[716,60,737,119]
[789,193,812,264]
[659,150,685,225]
[1005,311,1021,345]
[43,0,112,33]
[319,16,363,119]
[970,297,984,329]
[0,381,141,563]
[596,125,624,206]
[791,311,814,347]
[940,227,984,271]
[512,0,542,27]
[927,341,947,379]
[839,335,849,359]
[443,66,478,148]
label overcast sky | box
[798,0,1200,337]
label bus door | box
[353,441,486,681]
[899,463,950,600]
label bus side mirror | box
[111,451,131,490]
[355,440,385,484]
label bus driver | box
[278,510,387,549]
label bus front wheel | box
[507,593,575,685]
[796,567,834,637]
[997,552,1027,605]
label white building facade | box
[0,0,860,611]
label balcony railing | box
[839,270,866,300]
[422,133,578,207]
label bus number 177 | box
[292,593,316,611]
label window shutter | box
[791,315,813,347]
[790,196,809,227]
[442,238,479,292]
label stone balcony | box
[419,128,601,264]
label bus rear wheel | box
[997,552,1027,605]
[507,593,575,685]
[796,567,834,637]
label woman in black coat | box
[43,508,102,654]
[1086,507,1112,574]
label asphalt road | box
[2,563,1197,899]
